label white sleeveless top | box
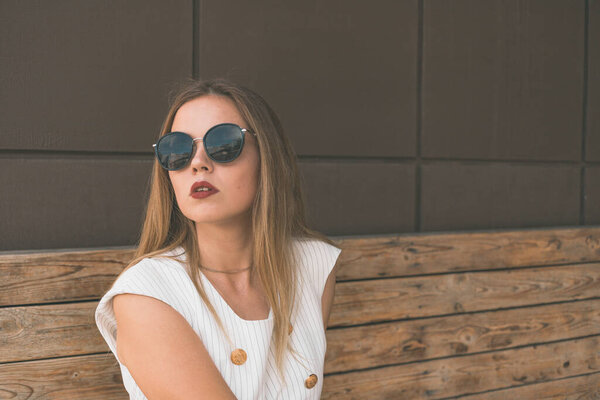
[95,238,342,399]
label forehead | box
[171,95,246,137]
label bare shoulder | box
[113,293,236,399]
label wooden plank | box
[460,372,600,400]
[0,248,134,306]
[2,248,599,318]
[2,322,596,399]
[3,297,597,369]
[3,298,598,368]
[0,353,128,399]
[325,298,600,374]
[329,263,600,327]
[0,302,107,363]
[3,227,600,305]
[335,226,600,280]
[321,335,600,399]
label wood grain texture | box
[324,299,600,374]
[329,263,600,327]
[0,248,134,306]
[334,226,600,280]
[2,297,597,368]
[321,335,600,399]
[460,372,600,400]
[3,227,600,305]
[0,302,106,363]
[0,353,128,399]
[2,227,599,398]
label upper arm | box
[113,293,236,400]
[321,251,343,329]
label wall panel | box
[585,166,600,224]
[586,0,600,161]
[422,0,585,161]
[0,157,152,250]
[421,162,580,231]
[1,157,416,250]
[0,1,595,249]
[299,161,415,235]
[0,0,192,152]
[197,0,418,158]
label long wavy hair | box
[118,78,335,383]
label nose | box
[189,138,214,172]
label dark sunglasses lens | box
[156,132,194,170]
[205,124,244,162]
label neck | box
[194,216,255,285]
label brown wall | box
[0,0,597,251]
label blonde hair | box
[118,78,335,383]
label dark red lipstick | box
[190,181,219,199]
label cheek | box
[230,168,259,205]
[233,175,257,199]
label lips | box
[190,180,219,199]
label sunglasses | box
[153,123,256,171]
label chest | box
[193,278,327,399]
[211,283,271,321]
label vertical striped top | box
[95,237,342,399]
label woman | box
[95,78,343,399]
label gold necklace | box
[198,263,253,274]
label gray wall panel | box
[585,167,600,223]
[0,1,594,251]
[421,162,580,231]
[299,161,415,235]
[198,0,418,158]
[587,0,600,161]
[422,0,584,161]
[1,157,152,250]
[0,0,192,152]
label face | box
[168,95,260,228]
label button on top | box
[305,374,318,389]
[231,348,247,365]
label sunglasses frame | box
[153,123,256,171]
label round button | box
[305,374,318,389]
[288,323,293,335]
[230,349,247,365]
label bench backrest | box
[1,227,599,398]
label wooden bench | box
[1,226,599,399]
